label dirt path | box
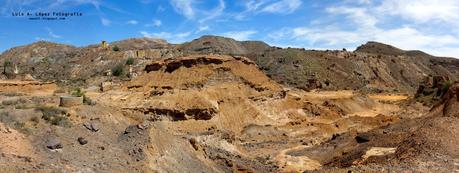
[369,94,409,102]
[0,80,57,96]
[303,90,355,101]
[275,145,322,172]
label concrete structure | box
[100,82,113,92]
[59,96,83,107]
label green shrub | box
[441,81,453,96]
[112,46,120,51]
[71,88,85,97]
[3,60,11,74]
[126,57,134,65]
[83,96,96,105]
[111,64,124,76]
[71,88,96,105]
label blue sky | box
[1,0,459,57]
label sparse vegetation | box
[71,88,96,105]
[126,57,134,65]
[53,88,66,94]
[71,88,85,97]
[112,46,120,51]
[0,111,28,133]
[0,92,24,97]
[3,60,11,74]
[36,106,71,127]
[30,116,40,124]
[15,104,35,109]
[441,81,453,96]
[2,98,28,106]
[111,64,124,77]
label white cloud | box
[197,25,210,32]
[145,19,162,27]
[170,0,225,23]
[199,0,225,23]
[377,0,459,24]
[46,27,62,39]
[100,17,111,26]
[245,0,266,11]
[140,31,170,39]
[236,0,302,20]
[222,30,257,41]
[140,31,191,43]
[267,28,288,40]
[326,6,376,28]
[357,0,372,4]
[374,27,459,53]
[127,20,138,25]
[50,0,101,10]
[153,19,162,27]
[291,27,367,47]
[261,0,302,14]
[275,25,459,57]
[266,0,459,57]
[170,0,195,19]
[35,37,50,41]
[139,0,152,4]
[176,32,191,38]
[156,5,166,12]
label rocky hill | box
[180,36,459,93]
[110,38,170,51]
[178,35,250,55]
[1,54,426,172]
[2,36,458,93]
[354,41,407,56]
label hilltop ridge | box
[1,36,459,92]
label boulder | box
[77,137,88,145]
[23,74,35,81]
[46,138,62,150]
[83,121,100,132]
[355,134,370,143]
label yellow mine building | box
[101,41,108,48]
[136,50,145,58]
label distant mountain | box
[110,38,170,50]
[178,35,271,55]
[1,36,458,92]
[355,41,408,56]
[1,41,75,64]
